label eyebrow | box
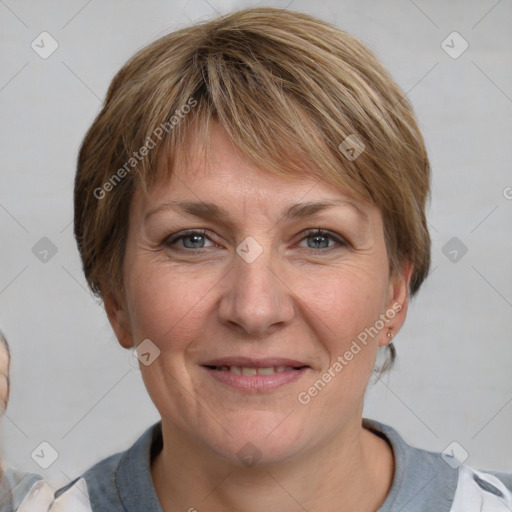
[144,199,368,224]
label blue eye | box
[164,228,347,253]
[164,230,215,251]
[299,229,347,250]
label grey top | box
[56,418,512,512]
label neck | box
[151,416,395,512]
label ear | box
[378,261,414,347]
[104,289,134,349]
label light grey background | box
[0,0,511,489]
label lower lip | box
[202,366,308,391]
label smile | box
[201,360,310,391]
[206,365,305,375]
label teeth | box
[214,365,298,375]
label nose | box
[217,244,295,337]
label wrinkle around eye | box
[141,217,374,257]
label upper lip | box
[201,357,310,368]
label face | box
[107,122,411,464]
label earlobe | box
[103,289,134,349]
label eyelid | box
[164,229,217,247]
[164,228,349,251]
[297,228,349,248]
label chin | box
[200,410,310,467]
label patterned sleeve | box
[17,478,92,512]
[450,464,512,511]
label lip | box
[200,357,311,392]
[200,357,309,368]
[202,365,309,391]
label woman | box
[0,332,92,511]
[63,7,511,511]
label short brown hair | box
[74,7,431,373]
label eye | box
[163,230,217,251]
[297,228,348,250]
[163,228,348,253]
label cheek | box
[125,259,217,351]
[299,263,388,397]
[303,261,388,338]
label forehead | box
[136,122,374,219]
[169,122,320,189]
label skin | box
[105,122,413,512]
[0,342,9,412]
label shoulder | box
[55,446,128,512]
[364,418,460,511]
[75,449,126,510]
[56,422,162,512]
[363,418,512,512]
[450,464,512,511]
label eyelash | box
[163,228,348,253]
